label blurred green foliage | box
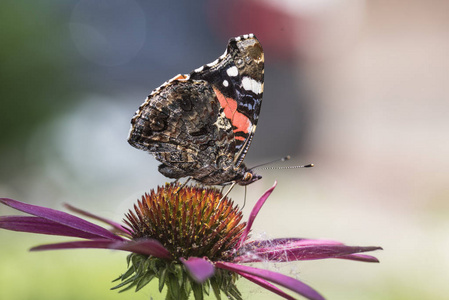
[0,234,148,300]
[0,1,81,176]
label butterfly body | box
[128,34,264,186]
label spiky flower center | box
[124,183,246,261]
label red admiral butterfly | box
[128,34,264,186]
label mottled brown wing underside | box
[128,79,236,181]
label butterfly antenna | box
[251,155,291,170]
[260,163,314,170]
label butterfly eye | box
[243,172,253,182]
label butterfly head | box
[237,169,262,186]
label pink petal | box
[242,238,343,250]
[64,203,132,235]
[180,257,215,283]
[239,273,296,300]
[32,239,174,260]
[236,238,381,263]
[0,216,105,239]
[0,198,123,241]
[337,253,380,263]
[110,239,172,259]
[215,261,325,300]
[238,182,277,248]
[31,239,117,251]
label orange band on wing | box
[173,74,188,80]
[213,87,251,140]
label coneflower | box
[0,182,381,300]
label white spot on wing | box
[223,80,229,87]
[226,66,239,77]
[242,77,263,94]
[194,65,204,73]
[207,59,219,67]
[219,50,228,60]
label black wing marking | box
[189,34,264,167]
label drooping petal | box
[238,182,277,248]
[180,257,215,283]
[236,238,382,263]
[64,203,132,235]
[215,261,325,300]
[0,198,123,241]
[31,239,174,260]
[337,253,380,263]
[240,238,342,251]
[110,238,172,259]
[239,272,296,300]
[0,216,107,239]
[31,239,117,251]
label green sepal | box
[111,275,137,292]
[210,277,222,300]
[135,272,155,292]
[113,254,242,300]
[166,273,184,300]
[203,279,210,296]
[159,267,167,292]
[228,284,243,300]
[126,252,132,265]
[191,281,204,300]
[120,263,137,281]
[174,263,184,286]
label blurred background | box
[1,0,448,299]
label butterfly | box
[128,34,264,186]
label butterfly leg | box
[220,182,236,201]
[240,185,247,211]
[175,177,191,194]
